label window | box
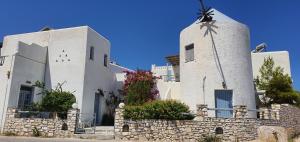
[104,54,108,67]
[185,44,194,62]
[89,46,94,60]
[18,86,34,110]
[0,56,5,66]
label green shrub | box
[124,100,194,120]
[39,90,75,113]
[199,135,221,142]
[34,81,76,113]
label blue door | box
[94,93,101,125]
[215,90,233,118]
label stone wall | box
[3,108,78,137]
[114,104,300,142]
[272,104,300,137]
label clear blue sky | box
[0,0,299,90]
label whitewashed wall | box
[180,9,256,116]
[81,27,113,123]
[0,40,47,131]
[0,26,126,130]
[251,51,291,78]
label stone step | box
[74,134,115,140]
[95,126,114,131]
[95,126,114,134]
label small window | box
[89,46,94,60]
[185,44,194,62]
[0,56,5,66]
[104,54,108,67]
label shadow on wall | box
[199,21,227,89]
[44,48,52,90]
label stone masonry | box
[3,108,79,137]
[115,104,300,142]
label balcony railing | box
[0,56,5,66]
[160,75,180,82]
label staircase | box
[74,126,115,140]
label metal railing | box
[160,75,180,82]
[206,108,262,119]
[207,108,233,118]
[75,113,96,134]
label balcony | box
[161,75,180,82]
[0,56,5,66]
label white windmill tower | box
[180,0,256,118]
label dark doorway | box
[94,93,101,125]
[94,90,105,126]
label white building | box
[0,26,131,131]
[251,51,291,78]
[152,9,292,118]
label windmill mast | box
[198,0,214,22]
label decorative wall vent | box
[56,50,71,63]
[122,124,129,132]
[215,127,223,135]
[61,123,68,130]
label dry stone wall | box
[3,108,78,137]
[115,104,300,142]
[273,104,300,137]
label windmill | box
[197,0,226,89]
[197,0,214,22]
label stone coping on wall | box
[114,104,300,141]
[3,108,79,138]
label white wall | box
[180,9,256,116]
[0,40,47,131]
[251,51,291,78]
[0,26,132,128]
[81,27,113,123]
[44,27,88,114]
[110,63,132,98]
[156,80,181,100]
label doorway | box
[94,91,104,126]
[215,90,233,118]
[18,86,34,110]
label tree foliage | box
[255,57,300,107]
[123,70,159,105]
[34,81,76,112]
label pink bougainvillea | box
[123,70,159,105]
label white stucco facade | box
[0,26,130,131]
[251,51,291,78]
[152,9,292,118]
[180,9,256,116]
